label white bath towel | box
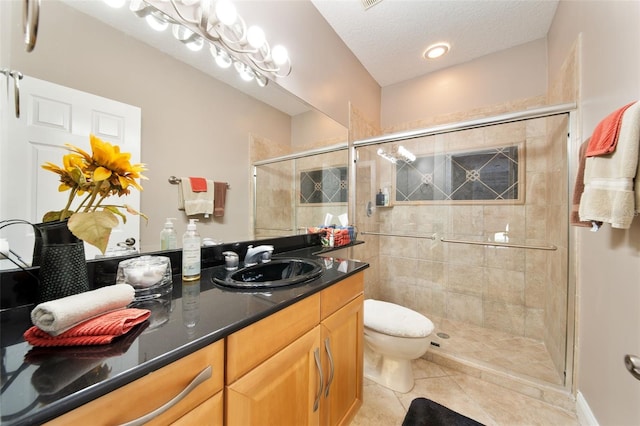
[178,177,214,217]
[364,299,434,338]
[580,101,640,229]
[30,284,135,336]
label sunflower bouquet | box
[41,134,147,253]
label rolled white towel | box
[30,284,135,336]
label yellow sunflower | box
[41,134,148,253]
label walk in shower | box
[253,104,576,390]
[353,105,575,389]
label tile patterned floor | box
[431,318,564,385]
[351,358,579,426]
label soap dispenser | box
[160,218,177,250]
[182,219,201,281]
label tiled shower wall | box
[254,150,349,239]
[356,114,569,379]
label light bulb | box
[271,45,288,66]
[398,146,416,162]
[246,26,265,49]
[172,24,194,41]
[255,74,268,87]
[424,43,450,59]
[240,67,255,82]
[213,48,232,68]
[185,36,204,52]
[215,0,237,26]
[145,13,169,32]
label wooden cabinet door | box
[320,295,364,426]
[171,392,223,426]
[226,327,322,426]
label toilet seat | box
[364,299,434,338]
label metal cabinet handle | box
[324,337,335,398]
[23,0,40,52]
[118,365,212,426]
[625,354,640,381]
[9,70,23,118]
[313,348,323,412]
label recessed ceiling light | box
[423,43,450,60]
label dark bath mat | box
[402,397,485,426]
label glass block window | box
[299,166,348,204]
[395,145,522,203]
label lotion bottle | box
[382,187,390,206]
[182,219,201,281]
[160,218,177,250]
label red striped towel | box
[189,177,208,192]
[585,101,636,157]
[24,308,150,347]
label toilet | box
[363,299,434,393]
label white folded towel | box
[178,177,214,217]
[30,284,135,336]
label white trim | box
[576,391,599,426]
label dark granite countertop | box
[0,242,368,426]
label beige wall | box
[381,39,548,130]
[240,0,381,129]
[548,1,640,424]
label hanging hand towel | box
[214,181,228,217]
[24,308,151,347]
[579,101,640,229]
[30,284,135,336]
[189,177,208,192]
[571,138,601,227]
[179,177,214,217]
[585,101,636,157]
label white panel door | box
[0,76,141,267]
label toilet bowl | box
[363,299,434,393]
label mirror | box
[0,0,348,269]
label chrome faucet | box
[244,245,274,267]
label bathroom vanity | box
[0,237,367,426]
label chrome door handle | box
[23,0,40,52]
[9,70,23,118]
[313,348,323,412]
[625,354,640,381]
[324,337,335,398]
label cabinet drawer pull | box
[119,365,212,426]
[324,337,335,398]
[313,348,323,412]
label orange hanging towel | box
[189,177,208,192]
[585,101,636,157]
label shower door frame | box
[350,102,578,392]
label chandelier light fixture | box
[106,0,292,87]
[377,146,416,164]
[377,148,397,164]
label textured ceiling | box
[311,0,559,87]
